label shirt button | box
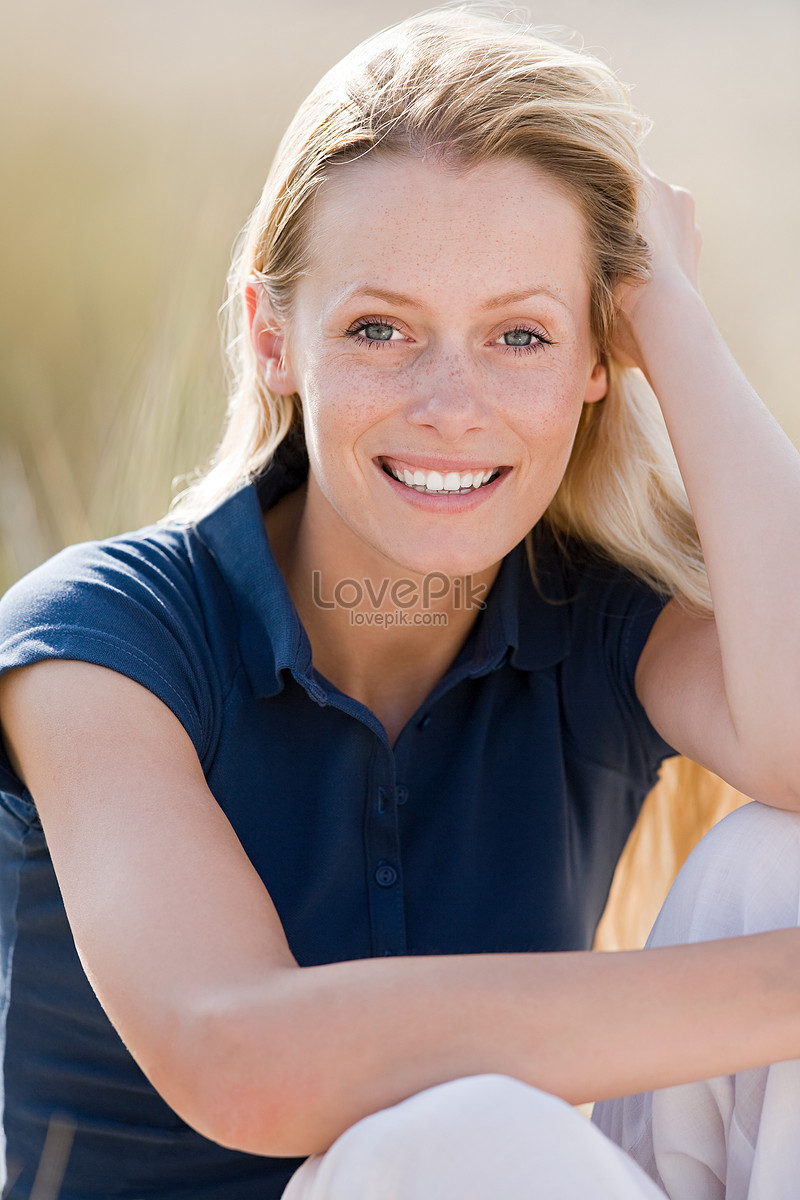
[417,713,432,731]
[375,863,398,887]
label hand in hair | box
[611,169,703,371]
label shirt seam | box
[221,660,248,712]
[620,597,672,769]
[0,625,203,752]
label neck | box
[263,484,501,743]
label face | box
[253,155,607,580]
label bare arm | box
[617,174,800,807]
[3,660,800,1158]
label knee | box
[283,1080,544,1200]
[334,1073,568,1154]
[289,1076,576,1196]
[285,1076,666,1200]
[648,801,800,946]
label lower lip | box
[375,463,509,511]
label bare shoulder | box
[635,598,775,803]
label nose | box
[404,347,490,443]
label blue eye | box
[361,322,395,341]
[503,329,535,347]
[494,325,553,354]
[344,318,403,347]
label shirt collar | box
[487,528,572,673]
[195,434,313,700]
[195,436,571,700]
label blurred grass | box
[1,0,797,590]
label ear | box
[583,357,608,404]
[245,282,299,396]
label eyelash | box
[342,318,554,354]
[498,323,554,356]
[343,317,402,349]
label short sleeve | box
[0,528,220,801]
[561,554,680,786]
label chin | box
[380,540,504,583]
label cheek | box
[302,358,400,442]
[298,369,384,493]
[505,371,586,448]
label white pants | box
[282,802,800,1199]
[281,1074,667,1198]
[594,800,800,1200]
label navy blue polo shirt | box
[0,446,677,1198]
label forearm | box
[631,283,800,780]
[195,929,800,1156]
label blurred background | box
[1,0,798,593]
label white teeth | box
[385,463,501,494]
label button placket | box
[364,756,407,958]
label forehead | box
[298,154,592,319]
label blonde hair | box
[169,5,748,940]
[168,7,708,609]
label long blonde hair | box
[169,6,747,942]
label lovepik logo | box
[311,570,488,612]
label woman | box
[1,8,799,1198]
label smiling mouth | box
[380,461,504,495]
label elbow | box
[726,734,800,814]
[759,718,800,810]
[748,759,800,814]
[191,1045,321,1158]
[149,975,328,1157]
[766,781,800,814]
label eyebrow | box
[331,281,572,315]
[477,286,571,314]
